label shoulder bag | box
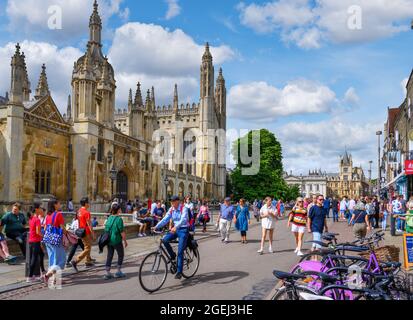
[42,212,64,246]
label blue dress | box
[235,206,250,232]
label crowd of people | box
[1,192,412,286]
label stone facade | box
[284,170,328,198]
[0,1,226,208]
[327,151,370,198]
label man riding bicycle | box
[152,195,189,280]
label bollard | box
[25,232,29,277]
[390,214,396,236]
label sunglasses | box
[317,198,324,201]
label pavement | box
[0,214,406,300]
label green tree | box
[230,129,294,201]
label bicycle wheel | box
[271,285,318,300]
[182,247,200,279]
[139,251,168,293]
[299,251,327,263]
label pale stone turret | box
[67,94,72,121]
[35,64,50,100]
[134,82,143,107]
[173,84,179,115]
[128,88,133,112]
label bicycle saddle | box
[380,261,401,269]
[273,270,307,281]
[318,273,341,284]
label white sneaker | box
[268,247,274,253]
[297,251,304,256]
[294,248,298,253]
[257,248,263,254]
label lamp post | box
[109,166,118,200]
[90,146,97,199]
[376,131,382,198]
[368,160,373,195]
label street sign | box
[403,233,413,269]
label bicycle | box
[138,230,200,293]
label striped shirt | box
[290,207,307,227]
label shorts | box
[312,232,322,249]
[291,224,306,234]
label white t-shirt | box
[260,204,277,229]
[392,200,402,214]
[340,200,348,211]
[349,199,356,210]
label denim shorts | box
[312,232,322,249]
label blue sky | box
[1,0,413,176]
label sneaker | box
[26,277,35,283]
[70,260,79,273]
[174,273,183,280]
[268,247,274,253]
[221,238,225,242]
[297,251,304,256]
[294,248,298,254]
[66,262,72,268]
[114,271,126,279]
[224,239,229,244]
[257,248,263,254]
[85,262,95,267]
[103,273,113,280]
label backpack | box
[184,204,196,232]
[98,216,118,253]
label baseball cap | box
[171,195,180,202]
[224,197,231,202]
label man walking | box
[331,197,339,222]
[71,197,95,272]
[348,198,356,225]
[340,196,348,221]
[323,197,331,218]
[217,198,235,243]
[308,194,328,252]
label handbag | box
[98,217,118,254]
[63,231,79,248]
[42,212,63,246]
[75,228,86,238]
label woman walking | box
[104,203,128,280]
[252,199,260,222]
[381,199,390,231]
[287,197,307,256]
[198,201,210,233]
[349,202,371,239]
[258,197,277,254]
[43,199,67,284]
[235,199,250,244]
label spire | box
[89,0,102,46]
[202,42,212,62]
[134,82,143,107]
[128,88,133,111]
[173,84,179,112]
[145,89,151,110]
[67,95,72,121]
[35,64,50,100]
[151,86,156,110]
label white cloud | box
[6,0,126,41]
[278,118,382,174]
[228,80,358,121]
[344,87,360,105]
[165,0,181,20]
[109,23,235,78]
[237,0,413,49]
[0,41,82,112]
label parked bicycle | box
[138,230,200,293]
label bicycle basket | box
[359,245,400,263]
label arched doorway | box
[196,185,201,200]
[167,180,174,199]
[188,183,194,197]
[178,182,185,198]
[116,171,128,202]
